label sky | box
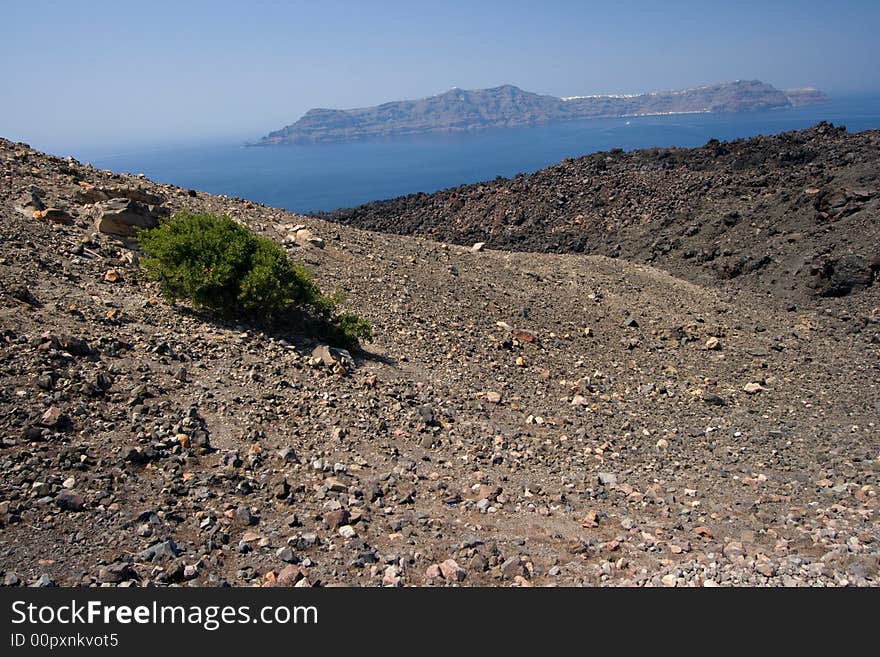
[2,0,878,153]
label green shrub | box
[138,211,253,314]
[138,210,371,346]
[331,312,374,345]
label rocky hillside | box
[1,136,878,588]
[258,80,826,144]
[323,123,880,313]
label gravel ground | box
[0,135,877,587]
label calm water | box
[78,95,880,214]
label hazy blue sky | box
[2,0,878,152]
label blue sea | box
[76,94,880,214]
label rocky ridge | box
[323,123,880,314]
[0,136,878,588]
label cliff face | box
[259,80,828,144]
[784,87,830,107]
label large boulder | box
[95,198,165,236]
[310,344,354,370]
[76,185,164,206]
[14,189,44,216]
[294,228,324,249]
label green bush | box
[331,312,373,344]
[138,210,371,347]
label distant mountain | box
[257,80,828,145]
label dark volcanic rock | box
[55,490,85,511]
[811,255,875,297]
[138,540,183,562]
[98,562,137,583]
[321,123,878,308]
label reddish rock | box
[39,406,65,428]
[439,559,466,582]
[425,564,442,579]
[324,509,350,529]
[277,564,306,587]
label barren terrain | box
[1,130,878,587]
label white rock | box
[295,228,324,248]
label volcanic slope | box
[322,123,880,315]
[0,137,878,588]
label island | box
[256,80,827,145]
